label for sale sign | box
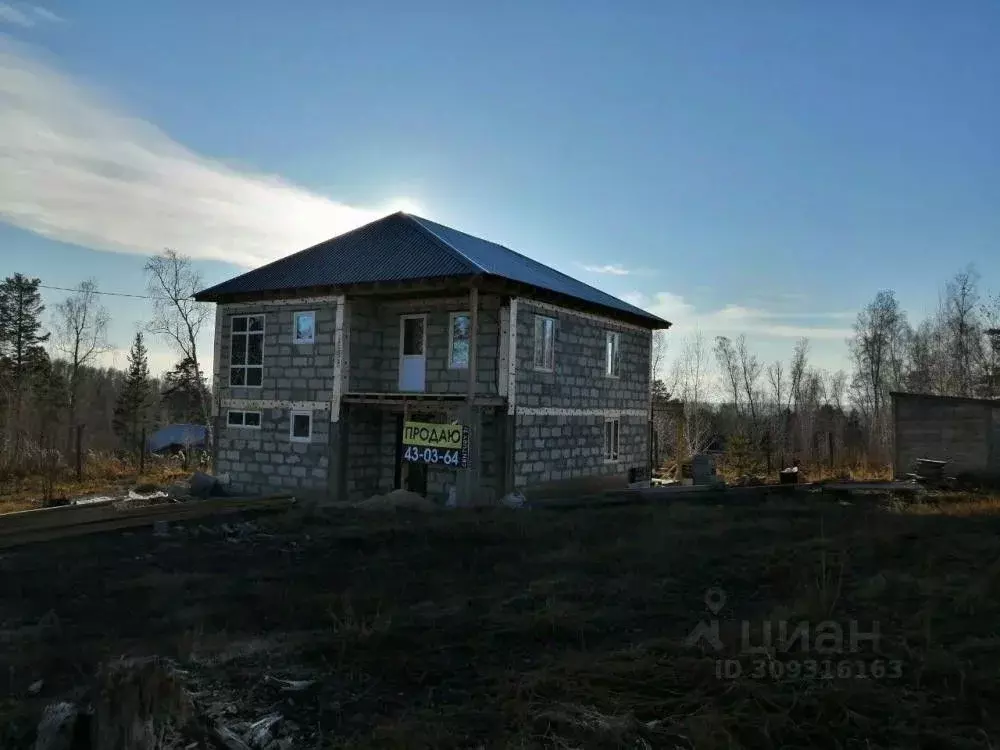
[402,421,470,468]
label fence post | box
[75,424,84,481]
[765,431,772,474]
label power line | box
[38,284,194,301]
[38,283,153,299]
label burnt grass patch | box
[2,495,1000,747]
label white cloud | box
[0,3,33,25]
[0,3,59,26]
[628,291,854,340]
[0,39,409,268]
[29,5,61,23]
[583,264,630,276]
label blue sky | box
[2,1,998,381]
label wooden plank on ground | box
[0,495,296,549]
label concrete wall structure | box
[212,292,656,502]
[892,392,1000,478]
[214,299,337,497]
[511,300,652,494]
[346,296,502,396]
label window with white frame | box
[227,410,262,428]
[293,311,316,345]
[605,331,621,377]
[449,312,471,369]
[604,417,620,461]
[290,409,312,442]
[533,315,555,371]
[230,314,264,387]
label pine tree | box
[0,275,50,455]
[0,274,50,386]
[113,332,152,453]
[161,355,208,424]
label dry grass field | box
[0,456,188,515]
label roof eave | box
[193,274,486,305]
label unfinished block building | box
[194,213,671,504]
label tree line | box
[652,266,1000,475]
[0,251,212,480]
[3,250,995,482]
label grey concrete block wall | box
[212,294,656,501]
[216,407,330,496]
[513,414,646,489]
[215,301,338,498]
[894,393,1000,477]
[514,301,651,411]
[346,296,502,396]
[345,407,385,501]
[345,302,384,393]
[217,302,339,404]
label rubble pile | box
[27,657,308,750]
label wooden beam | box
[463,287,480,504]
[402,400,411,489]
[331,295,346,423]
[507,297,518,415]
[468,286,479,400]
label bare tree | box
[789,338,808,412]
[906,318,944,395]
[145,250,212,430]
[850,289,909,456]
[767,361,785,411]
[650,330,667,384]
[669,332,714,454]
[714,336,742,415]
[766,360,786,463]
[735,334,763,432]
[826,369,847,412]
[53,280,111,453]
[938,268,982,397]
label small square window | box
[290,410,312,442]
[293,311,316,345]
[533,315,555,371]
[227,410,262,429]
[604,418,620,462]
[605,331,621,377]
[449,312,471,369]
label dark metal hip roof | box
[195,212,669,328]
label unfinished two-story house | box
[194,213,670,504]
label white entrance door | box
[398,314,427,392]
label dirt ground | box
[2,491,1000,748]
